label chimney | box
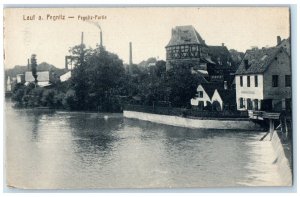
[81,32,84,45]
[222,43,224,47]
[129,42,133,66]
[100,31,103,47]
[277,36,281,45]
[224,81,228,90]
[27,58,30,71]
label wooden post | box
[284,116,288,140]
[269,119,274,141]
[280,117,284,133]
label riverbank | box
[123,110,263,130]
[269,130,293,185]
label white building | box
[25,71,52,87]
[59,71,72,82]
[16,74,25,84]
[6,76,11,92]
[190,83,223,110]
[235,45,291,112]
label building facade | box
[235,45,291,112]
[165,25,238,88]
[190,83,223,110]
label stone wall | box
[271,130,293,186]
[124,110,262,130]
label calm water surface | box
[5,101,282,189]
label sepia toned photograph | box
[3,7,293,189]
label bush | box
[54,92,65,109]
[41,89,56,107]
[25,87,44,107]
[62,89,77,110]
[11,84,25,104]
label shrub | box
[62,89,77,110]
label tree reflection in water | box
[66,113,124,158]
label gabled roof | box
[208,45,233,66]
[198,82,223,99]
[166,25,207,47]
[235,46,285,75]
[54,68,69,77]
[215,89,236,105]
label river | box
[5,101,283,189]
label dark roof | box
[208,46,233,66]
[235,47,284,75]
[195,73,209,83]
[216,89,236,105]
[54,69,69,77]
[277,37,290,46]
[277,37,290,56]
[201,82,223,99]
[166,25,206,47]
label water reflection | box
[22,109,56,141]
[68,114,123,151]
[5,102,283,188]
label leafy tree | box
[69,45,125,111]
[166,66,199,108]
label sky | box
[4,7,290,69]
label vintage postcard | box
[4,7,293,189]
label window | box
[199,91,203,98]
[255,76,258,87]
[239,98,244,108]
[272,75,279,87]
[240,76,243,87]
[285,75,291,87]
[247,76,250,87]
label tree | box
[69,45,125,111]
[31,54,38,85]
[166,66,199,108]
[69,44,92,110]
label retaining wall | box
[123,110,262,130]
[271,130,293,186]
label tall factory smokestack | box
[80,32,84,67]
[65,56,68,70]
[27,58,30,71]
[100,31,103,47]
[81,32,84,45]
[129,42,133,66]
